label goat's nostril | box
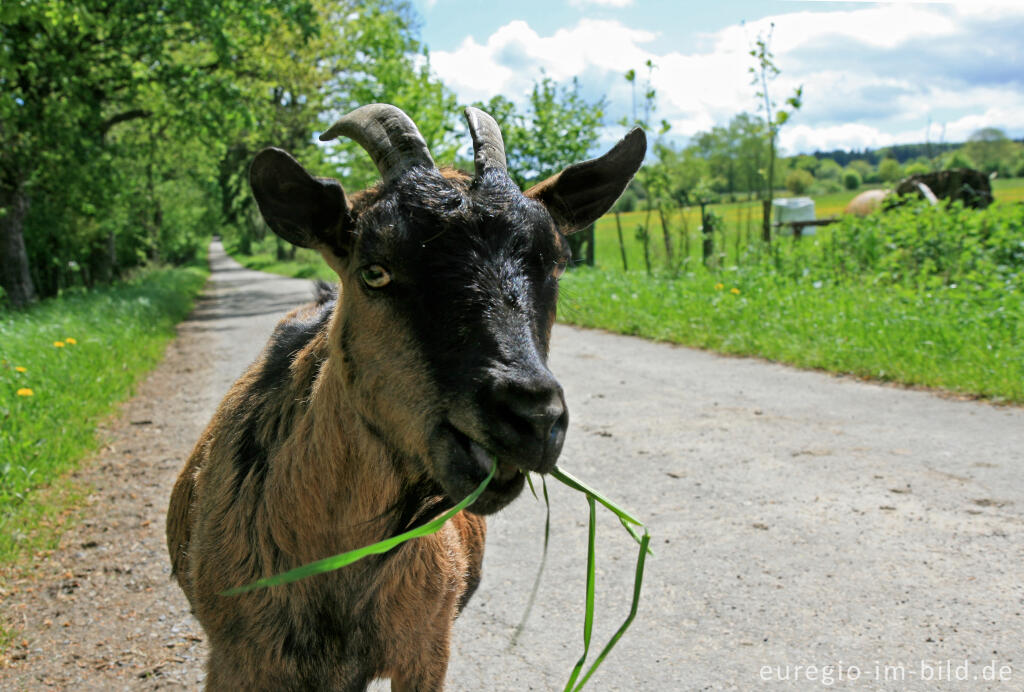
[489,376,565,445]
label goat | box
[167,104,645,691]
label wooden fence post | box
[701,202,714,267]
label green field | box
[228,180,1024,403]
[0,262,208,564]
[595,179,1024,272]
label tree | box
[477,76,606,190]
[791,155,819,175]
[878,158,903,183]
[0,0,317,306]
[815,158,842,181]
[785,170,814,195]
[842,169,862,191]
[0,0,451,303]
[749,23,802,243]
[964,127,1022,176]
[944,150,976,171]
[848,159,874,183]
[903,161,931,178]
[687,113,767,199]
[474,75,607,266]
[221,0,457,250]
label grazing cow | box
[167,104,645,691]
[895,168,993,209]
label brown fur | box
[168,291,488,690]
[166,110,645,691]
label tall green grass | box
[596,177,1024,271]
[226,185,1024,403]
[559,267,1023,401]
[563,200,1024,402]
[0,262,208,562]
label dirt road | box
[3,241,1022,690]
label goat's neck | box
[262,359,407,563]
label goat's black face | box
[249,106,645,515]
[338,168,569,514]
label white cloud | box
[429,5,1024,153]
[431,19,654,104]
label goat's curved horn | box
[464,107,507,178]
[319,104,434,184]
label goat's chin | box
[430,424,526,515]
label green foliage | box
[613,191,638,214]
[558,200,1024,402]
[815,158,842,180]
[903,161,932,177]
[0,263,207,561]
[878,157,903,183]
[748,22,802,206]
[473,76,605,190]
[842,169,862,191]
[791,155,819,174]
[0,0,319,303]
[848,159,875,183]
[944,150,976,171]
[690,112,767,198]
[1,0,449,306]
[785,169,814,195]
[964,127,1022,176]
[558,262,1023,403]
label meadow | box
[228,180,1024,403]
[0,262,208,562]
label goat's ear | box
[250,147,353,257]
[525,128,646,235]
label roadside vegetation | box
[6,0,1024,568]
[1,1,456,567]
[231,181,1024,404]
[0,262,207,563]
[565,197,1023,403]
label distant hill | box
[812,139,1024,166]
[812,142,960,166]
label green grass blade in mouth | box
[563,494,598,692]
[571,529,651,691]
[525,469,539,500]
[550,466,652,690]
[550,466,643,527]
[221,463,496,596]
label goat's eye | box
[360,264,391,288]
[551,258,568,280]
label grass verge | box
[0,260,208,566]
[225,192,1023,405]
[558,266,1023,403]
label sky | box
[408,0,1024,155]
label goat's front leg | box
[387,629,452,692]
[390,658,449,692]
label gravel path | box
[2,241,1022,690]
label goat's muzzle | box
[479,370,567,474]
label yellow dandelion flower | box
[17,388,34,397]
[65,337,77,345]
[53,341,65,348]
[730,287,741,295]
[15,366,27,373]
[714,283,724,290]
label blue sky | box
[409,0,1024,154]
